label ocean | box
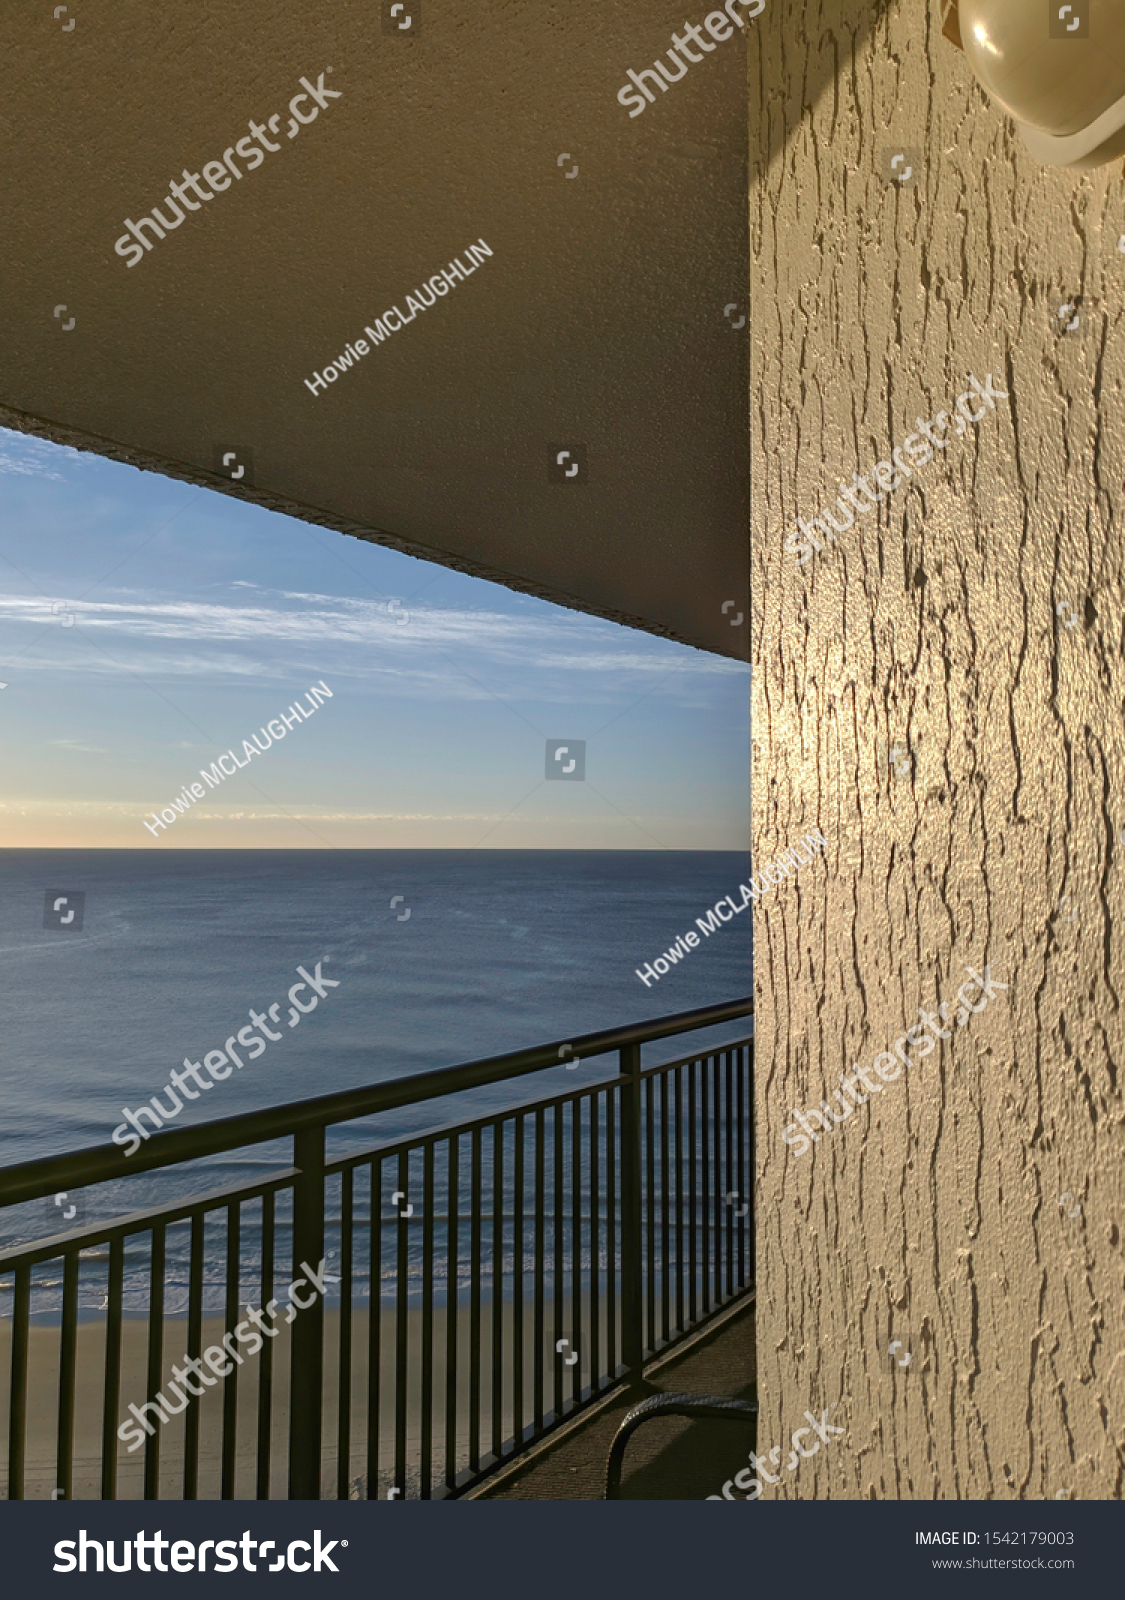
[0,849,753,1311]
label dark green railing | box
[0,997,753,1500]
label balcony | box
[1,997,752,1500]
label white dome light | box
[947,0,1125,168]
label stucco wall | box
[751,1,1125,1498]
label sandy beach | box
[1,1293,616,1500]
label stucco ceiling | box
[2,0,750,661]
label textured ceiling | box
[2,0,750,660]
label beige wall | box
[751,2,1125,1498]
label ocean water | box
[0,851,752,1310]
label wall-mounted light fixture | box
[943,0,1125,168]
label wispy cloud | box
[0,590,681,655]
[48,738,113,755]
[0,589,744,702]
[0,430,87,481]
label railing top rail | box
[323,1077,631,1178]
[320,1029,755,1178]
[0,1167,302,1275]
[0,997,752,1209]
[638,1032,754,1082]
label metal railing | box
[0,997,753,1500]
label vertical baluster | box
[725,1049,735,1298]
[420,1142,435,1497]
[143,1226,165,1500]
[184,1214,205,1499]
[552,1104,564,1421]
[747,1043,756,1287]
[700,1058,711,1317]
[289,1127,325,1500]
[533,1108,545,1430]
[336,1167,354,1499]
[512,1114,524,1446]
[394,1148,410,1499]
[221,1202,241,1499]
[7,1265,30,1499]
[589,1091,600,1391]
[674,1066,684,1338]
[469,1129,481,1475]
[366,1158,382,1500]
[740,1044,750,1288]
[445,1133,460,1493]
[606,1085,616,1377]
[660,1070,670,1348]
[257,1192,275,1500]
[56,1251,78,1503]
[687,1062,698,1328]
[101,1239,124,1501]
[491,1120,504,1460]
[570,1093,582,1405]
[730,1050,741,1290]
[618,1042,644,1391]
[712,1053,723,1308]
[645,1074,655,1357]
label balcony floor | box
[474,1294,756,1500]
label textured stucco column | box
[751,2,1125,1498]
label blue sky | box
[0,427,749,849]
